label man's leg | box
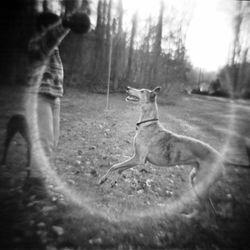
[37,94,55,157]
[53,97,61,148]
[28,94,54,179]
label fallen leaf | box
[89,237,103,245]
[52,225,64,236]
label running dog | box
[1,114,31,177]
[99,86,226,214]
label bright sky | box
[92,0,234,72]
[185,0,233,71]
[122,0,161,20]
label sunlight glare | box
[120,0,233,72]
[122,0,161,20]
[186,0,233,71]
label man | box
[26,1,90,179]
[35,12,65,159]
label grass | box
[1,85,250,249]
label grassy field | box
[1,85,250,250]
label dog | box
[99,86,227,214]
[1,114,31,177]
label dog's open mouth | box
[126,94,140,102]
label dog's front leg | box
[99,155,141,185]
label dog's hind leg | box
[99,154,142,185]
[189,160,221,216]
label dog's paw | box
[98,176,107,185]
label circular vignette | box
[23,84,237,222]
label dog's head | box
[126,86,161,104]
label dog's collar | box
[136,118,159,130]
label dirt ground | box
[1,85,250,250]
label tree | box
[60,0,192,93]
[92,0,104,86]
[229,1,250,97]
[151,0,164,86]
[112,0,126,90]
[126,12,138,83]
[139,16,153,87]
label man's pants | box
[37,94,61,156]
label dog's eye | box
[141,90,144,93]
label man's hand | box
[63,0,84,14]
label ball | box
[66,12,91,34]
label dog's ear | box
[152,86,161,95]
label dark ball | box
[63,12,90,34]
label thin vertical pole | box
[106,31,113,110]
[197,68,202,88]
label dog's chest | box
[134,126,158,145]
